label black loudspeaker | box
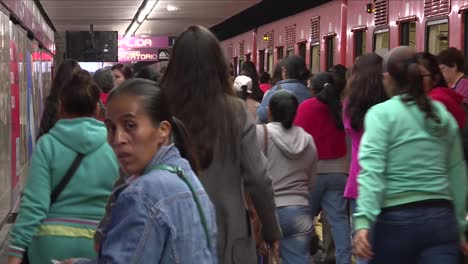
[65,31,118,62]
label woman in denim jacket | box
[64,79,217,264]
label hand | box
[60,259,77,264]
[461,241,468,255]
[270,240,280,257]
[7,256,23,264]
[353,229,373,260]
[94,240,100,254]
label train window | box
[310,44,320,73]
[267,52,274,75]
[239,58,244,75]
[286,47,294,57]
[298,42,306,60]
[354,30,366,59]
[400,21,416,48]
[325,37,335,70]
[277,46,284,60]
[259,50,265,72]
[373,28,389,57]
[426,19,448,55]
[233,57,238,76]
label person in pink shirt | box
[343,55,387,258]
[438,47,468,105]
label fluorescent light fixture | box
[137,0,158,23]
[125,22,141,37]
[167,4,180,12]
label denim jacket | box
[257,79,311,123]
[76,144,217,264]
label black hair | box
[107,78,200,173]
[136,66,161,83]
[281,56,310,83]
[386,46,437,121]
[111,63,134,80]
[50,59,82,98]
[346,54,388,131]
[259,71,271,84]
[269,90,299,129]
[416,52,449,88]
[60,70,100,117]
[241,61,263,102]
[160,25,239,169]
[328,64,348,94]
[311,72,344,129]
[271,61,283,86]
[437,47,465,73]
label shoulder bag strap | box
[262,124,268,156]
[51,153,85,204]
[150,164,212,251]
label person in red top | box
[416,52,466,129]
[93,67,115,106]
[259,71,272,93]
[294,71,351,264]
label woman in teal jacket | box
[353,46,467,263]
[7,70,119,264]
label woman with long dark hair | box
[37,59,81,140]
[353,46,467,263]
[63,79,217,263]
[344,54,387,212]
[160,26,281,264]
[294,71,351,264]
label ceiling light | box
[138,0,158,23]
[167,4,180,12]
[126,22,141,37]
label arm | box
[447,129,468,241]
[308,139,318,191]
[241,109,281,241]
[256,87,274,124]
[78,189,165,264]
[8,139,52,260]
[354,107,389,231]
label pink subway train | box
[221,0,468,76]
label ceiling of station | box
[39,0,261,36]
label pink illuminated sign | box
[118,36,169,62]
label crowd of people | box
[5,24,468,264]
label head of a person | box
[346,53,387,131]
[416,52,448,92]
[437,47,465,84]
[105,78,198,176]
[93,67,115,94]
[281,56,310,83]
[240,61,263,102]
[259,71,271,84]
[136,66,161,83]
[268,90,299,129]
[271,61,283,86]
[233,75,253,100]
[310,72,344,129]
[111,63,134,86]
[58,69,100,118]
[50,59,82,98]
[383,46,437,120]
[329,64,348,80]
[160,25,237,169]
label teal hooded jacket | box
[9,117,119,258]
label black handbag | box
[22,153,84,264]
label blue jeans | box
[309,173,352,264]
[277,205,313,264]
[369,201,460,264]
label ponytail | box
[171,116,201,174]
[312,72,344,129]
[60,69,100,117]
[269,90,299,129]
